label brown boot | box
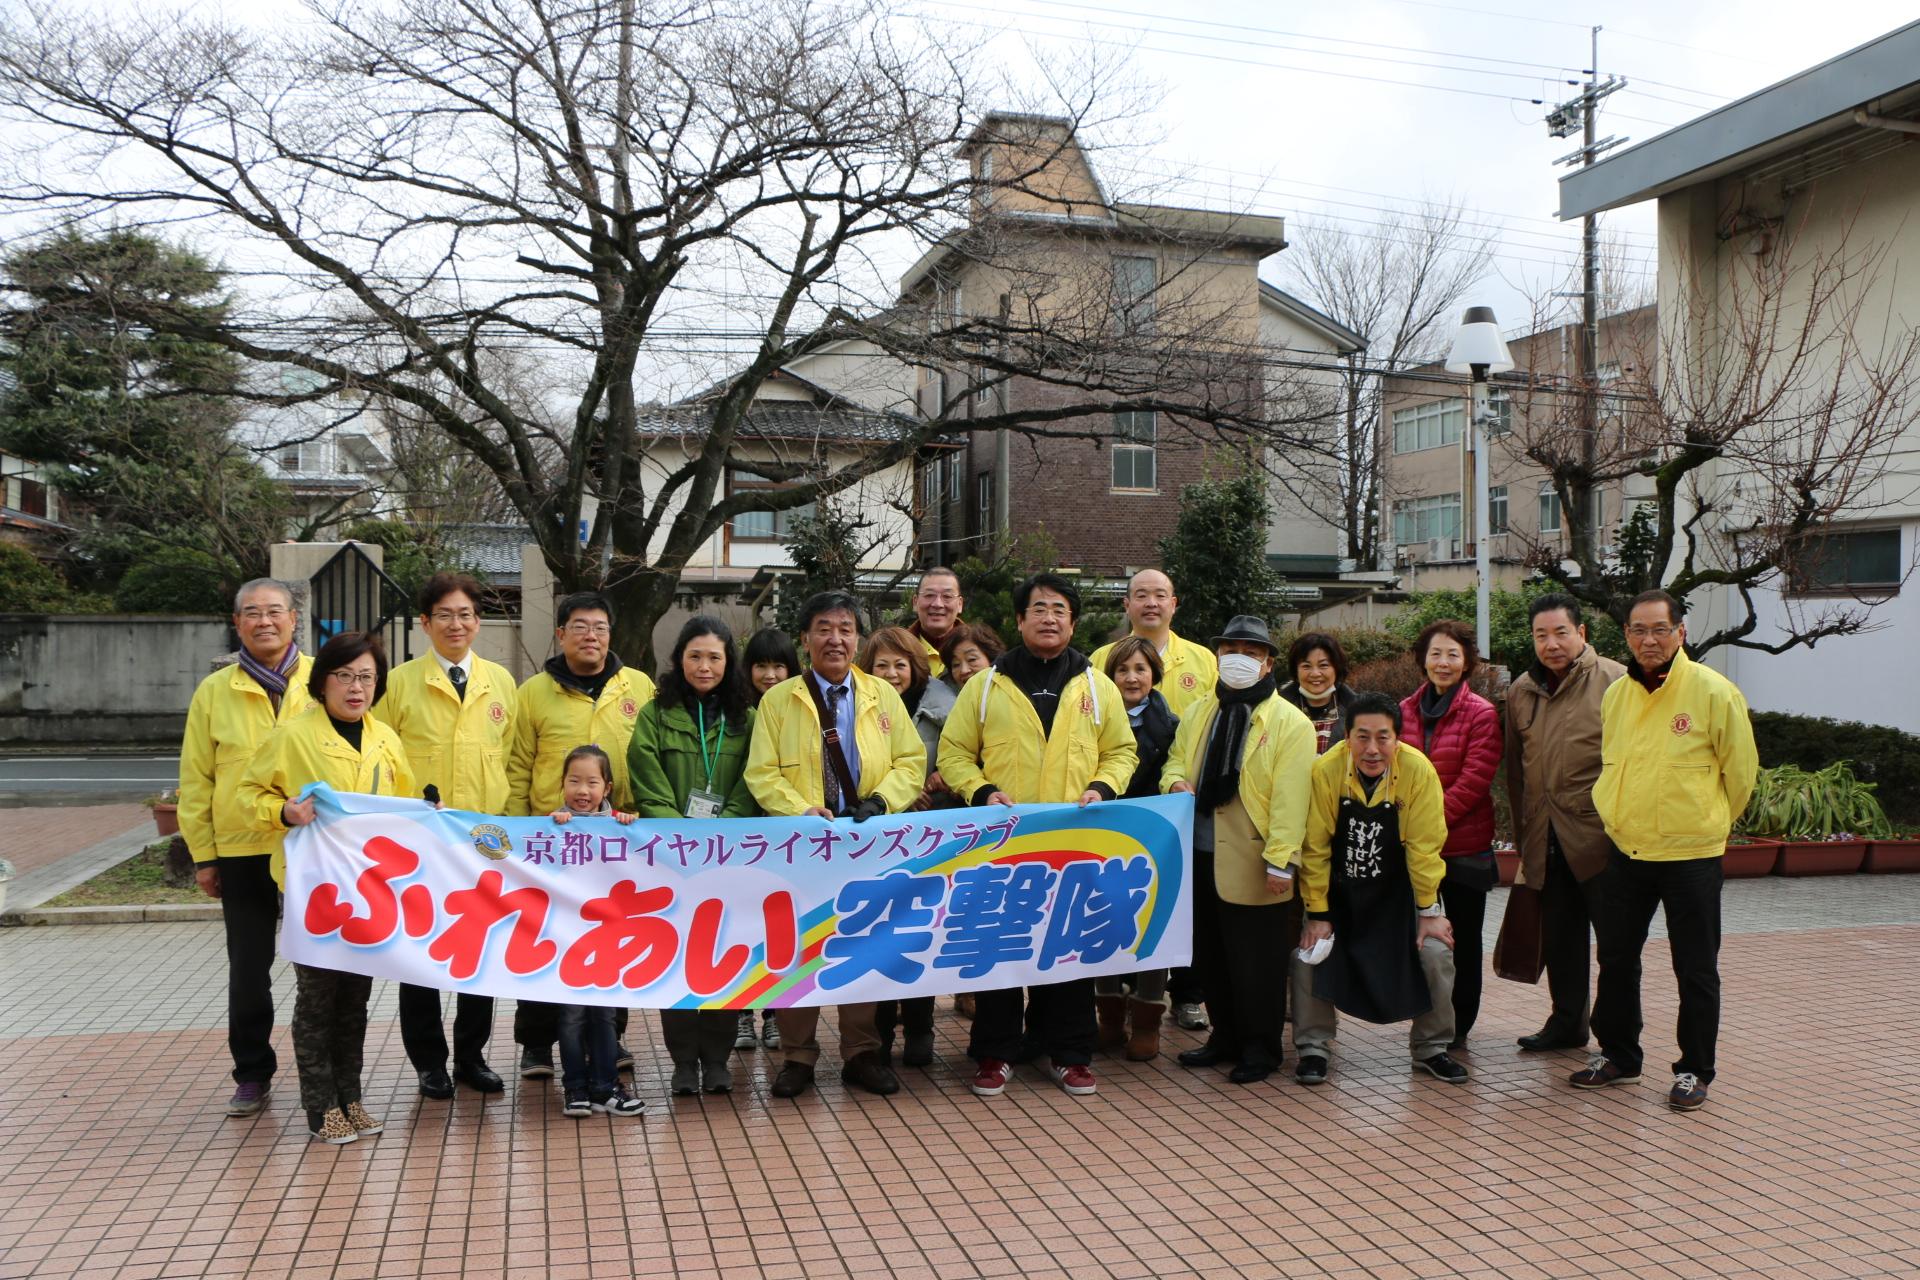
[1095,994,1129,1052]
[1125,999,1163,1061]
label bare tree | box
[0,0,1335,659]
[1502,208,1920,655]
[1274,202,1493,567]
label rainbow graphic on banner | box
[678,798,1187,1010]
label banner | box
[279,785,1193,1009]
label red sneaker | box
[970,1058,1012,1096]
[1050,1063,1096,1095]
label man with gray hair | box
[178,578,313,1117]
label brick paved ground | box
[3,877,1919,1280]
[0,804,150,877]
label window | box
[1792,528,1902,593]
[1486,388,1513,437]
[278,441,309,473]
[947,454,962,502]
[1392,400,1464,453]
[1112,255,1156,335]
[975,470,994,538]
[728,469,813,541]
[1538,482,1562,534]
[17,477,48,518]
[1487,484,1508,535]
[1586,489,1607,544]
[1112,410,1157,491]
[921,459,940,513]
[1392,493,1462,547]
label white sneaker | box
[1173,1002,1208,1030]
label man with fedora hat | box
[1160,615,1317,1084]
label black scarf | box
[545,651,624,702]
[1418,681,1461,746]
[1196,675,1277,811]
[994,645,1089,736]
[1627,653,1675,693]
[327,713,364,752]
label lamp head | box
[1445,306,1514,380]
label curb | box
[1,903,224,926]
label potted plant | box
[145,789,181,838]
[1865,832,1920,873]
[1737,762,1888,876]
[1722,835,1780,878]
[1493,841,1519,887]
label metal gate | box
[305,543,415,663]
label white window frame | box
[1538,482,1562,535]
[1487,484,1508,535]
[1392,493,1462,546]
[1111,410,1157,492]
[1112,255,1156,335]
[1392,400,1465,454]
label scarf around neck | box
[239,642,301,713]
[1196,674,1277,812]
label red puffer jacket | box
[1399,683,1502,857]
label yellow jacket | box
[1161,692,1318,879]
[1091,630,1218,717]
[373,653,517,813]
[234,703,414,885]
[177,657,314,864]
[1593,649,1759,861]
[1301,742,1447,915]
[505,665,654,816]
[937,658,1138,805]
[744,667,926,817]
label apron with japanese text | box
[1313,792,1431,1023]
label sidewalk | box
[2,877,1919,1279]
[0,804,153,912]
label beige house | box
[1380,307,1655,592]
[1559,20,1920,727]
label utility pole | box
[1548,28,1625,564]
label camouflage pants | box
[292,963,373,1114]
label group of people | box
[177,559,1756,1145]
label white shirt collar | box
[433,649,474,680]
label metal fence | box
[305,543,414,663]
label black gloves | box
[849,796,889,823]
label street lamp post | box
[1445,307,1515,661]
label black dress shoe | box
[1517,1028,1589,1053]
[901,1032,935,1067]
[1228,1062,1275,1085]
[841,1050,901,1096]
[1176,1041,1235,1069]
[518,1047,554,1079]
[769,1061,815,1098]
[453,1060,504,1093]
[417,1068,455,1100]
[1294,1055,1329,1085]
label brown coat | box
[1504,644,1626,884]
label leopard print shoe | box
[344,1102,384,1136]
[309,1107,358,1145]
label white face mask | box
[1217,652,1266,690]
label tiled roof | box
[636,404,918,446]
[437,522,529,581]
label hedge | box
[1751,711,1920,830]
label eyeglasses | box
[916,592,959,603]
[239,607,291,622]
[1023,603,1072,619]
[1625,625,1677,640]
[431,610,478,625]
[563,622,611,637]
[327,670,378,688]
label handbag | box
[1492,883,1545,984]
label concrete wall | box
[0,614,231,743]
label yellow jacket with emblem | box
[373,653,517,813]
[1593,649,1758,862]
[744,667,926,817]
[937,655,1138,805]
[234,703,414,885]
[178,657,315,864]
[1300,742,1447,916]
[1090,631,1219,718]
[1160,690,1317,904]
[505,662,654,816]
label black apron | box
[1312,791,1432,1023]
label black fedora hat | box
[1211,614,1278,654]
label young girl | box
[548,744,645,1117]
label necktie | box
[823,684,846,813]
[449,665,467,701]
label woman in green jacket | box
[627,615,759,1095]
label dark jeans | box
[557,1004,618,1096]
[1539,833,1613,1040]
[519,999,625,1051]
[1191,853,1299,1068]
[291,963,372,1114]
[659,1009,735,1069]
[874,996,935,1046]
[1441,852,1496,1043]
[969,979,1097,1067]
[1592,849,1723,1083]
[397,986,494,1071]
[218,855,280,1085]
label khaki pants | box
[776,1003,880,1067]
[1292,936,1457,1062]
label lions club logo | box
[487,700,506,725]
[469,823,511,860]
[1080,693,1094,716]
[621,697,638,718]
[1671,713,1693,736]
[878,712,893,733]
[1180,672,1198,691]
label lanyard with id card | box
[685,703,726,819]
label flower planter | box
[1722,842,1780,878]
[151,803,180,838]
[1864,839,1920,873]
[1774,840,1865,877]
[1495,849,1519,887]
